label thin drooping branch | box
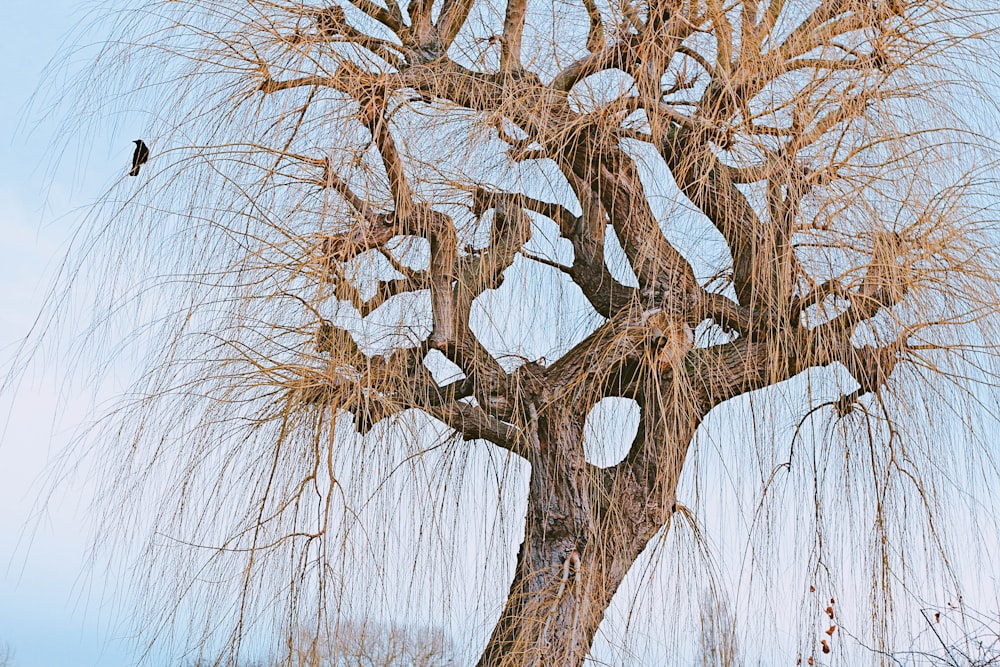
[739,0,758,61]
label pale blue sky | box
[2,3,1000,667]
[0,3,135,667]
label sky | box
[0,3,136,667]
[2,3,1000,667]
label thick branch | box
[539,303,692,392]
[474,187,635,318]
[776,0,907,63]
[323,163,381,224]
[500,0,527,72]
[577,141,699,313]
[333,273,430,317]
[315,160,418,263]
[343,0,404,33]
[582,0,604,52]
[408,0,437,46]
[319,214,404,263]
[425,401,523,453]
[437,0,477,50]
[474,189,577,238]
[659,127,787,312]
[601,381,698,526]
[409,356,520,451]
[550,43,626,92]
[406,208,512,395]
[707,0,734,76]
[689,320,905,412]
[300,340,520,449]
[356,95,414,220]
[306,7,407,68]
[461,195,533,293]
[426,210,461,352]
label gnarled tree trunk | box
[480,383,699,665]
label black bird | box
[129,140,150,176]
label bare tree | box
[32,0,1000,665]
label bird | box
[129,140,150,176]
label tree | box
[35,0,1000,665]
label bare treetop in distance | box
[38,0,1000,665]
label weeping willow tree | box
[36,0,1000,665]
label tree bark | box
[478,390,695,666]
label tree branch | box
[424,401,524,454]
[333,273,430,317]
[343,0,405,33]
[776,0,907,64]
[565,138,698,315]
[582,0,605,52]
[437,0,477,50]
[356,93,415,220]
[659,127,787,312]
[318,215,403,263]
[474,186,636,318]
[550,45,624,92]
[305,6,407,68]
[500,0,528,72]
[408,0,437,47]
[322,162,382,224]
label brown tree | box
[39,0,1000,665]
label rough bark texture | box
[478,384,698,666]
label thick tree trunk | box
[477,399,691,666]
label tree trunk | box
[478,398,691,666]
